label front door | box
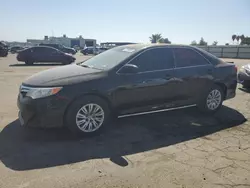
[114,47,177,111]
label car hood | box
[23,64,105,87]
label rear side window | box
[174,48,209,68]
[33,47,54,53]
[130,48,174,72]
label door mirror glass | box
[119,64,139,74]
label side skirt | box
[118,104,197,118]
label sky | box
[1,0,249,45]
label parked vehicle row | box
[17,46,76,65]
[39,43,76,55]
[17,44,237,136]
[10,46,25,54]
[80,46,108,55]
[0,42,8,57]
[238,64,250,88]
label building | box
[27,35,96,48]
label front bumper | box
[17,93,70,128]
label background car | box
[17,44,237,136]
[39,43,76,55]
[238,64,250,88]
[16,46,76,65]
[0,42,8,57]
[10,46,24,54]
[80,47,96,55]
[94,47,109,55]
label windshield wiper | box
[80,64,91,68]
[79,64,104,70]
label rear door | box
[173,47,214,104]
[114,47,177,110]
[32,47,45,62]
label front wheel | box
[198,85,224,114]
[65,96,111,136]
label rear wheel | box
[65,96,111,136]
[198,85,224,114]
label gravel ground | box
[0,53,250,188]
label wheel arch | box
[214,82,227,99]
[63,92,114,126]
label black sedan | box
[17,46,76,65]
[18,44,237,136]
[238,64,250,88]
[10,46,24,53]
[80,47,96,55]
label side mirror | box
[119,64,139,74]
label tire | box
[25,60,34,65]
[65,96,111,136]
[198,85,224,114]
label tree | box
[212,41,218,46]
[191,40,197,45]
[232,34,236,44]
[199,37,207,46]
[240,34,245,40]
[149,34,163,43]
[158,38,171,44]
[236,35,240,44]
[240,35,245,45]
[225,43,229,46]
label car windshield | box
[79,46,139,70]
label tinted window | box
[33,47,55,53]
[174,48,209,68]
[130,48,174,72]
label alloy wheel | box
[206,89,222,110]
[76,103,105,132]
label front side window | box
[174,48,209,68]
[130,48,174,72]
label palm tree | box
[149,34,163,43]
[240,35,245,45]
[232,34,236,44]
[212,41,218,46]
[236,35,240,44]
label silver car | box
[238,64,250,88]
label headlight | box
[26,87,62,99]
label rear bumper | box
[17,93,70,128]
[225,79,237,100]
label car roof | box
[120,43,195,50]
[30,46,58,50]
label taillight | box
[234,66,238,72]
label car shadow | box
[0,106,246,171]
[239,87,250,93]
[9,63,64,67]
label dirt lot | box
[0,53,250,188]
